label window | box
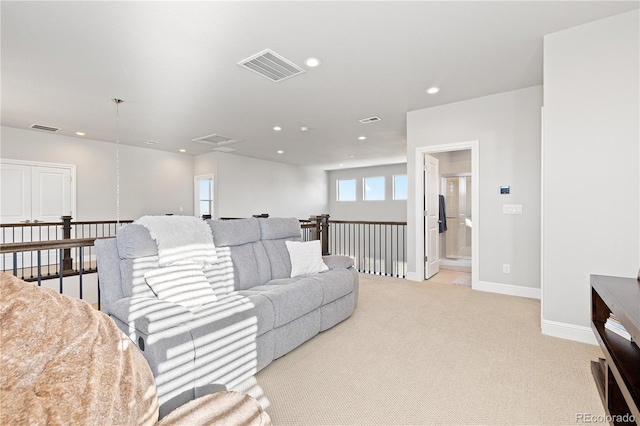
[393,174,408,200]
[337,179,356,201]
[364,176,385,201]
[195,176,214,218]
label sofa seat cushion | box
[239,278,323,328]
[190,292,274,338]
[268,269,354,305]
[310,269,355,305]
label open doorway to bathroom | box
[415,141,478,287]
[429,149,472,285]
[440,172,472,271]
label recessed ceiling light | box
[358,136,367,140]
[273,126,282,131]
[304,58,321,67]
[426,87,440,94]
[300,127,309,132]
[349,155,355,158]
[146,140,158,145]
[179,149,186,153]
[277,150,284,154]
[75,131,85,136]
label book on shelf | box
[604,314,634,341]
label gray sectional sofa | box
[95,217,358,417]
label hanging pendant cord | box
[112,98,123,226]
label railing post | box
[309,214,330,255]
[320,214,330,256]
[310,215,321,242]
[61,215,73,272]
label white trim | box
[405,271,421,282]
[541,318,598,345]
[540,106,545,333]
[0,158,77,218]
[475,280,541,299]
[413,141,479,288]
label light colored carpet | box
[451,275,471,287]
[255,273,606,425]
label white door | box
[1,162,73,226]
[31,166,72,222]
[424,154,440,279]
[1,161,74,269]
[1,163,32,224]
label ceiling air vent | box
[359,116,382,124]
[212,147,236,153]
[238,49,305,82]
[30,124,61,132]
[191,134,240,147]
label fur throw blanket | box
[0,273,159,425]
[134,215,218,268]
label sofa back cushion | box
[257,217,302,280]
[208,218,272,290]
[116,224,234,299]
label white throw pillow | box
[144,264,217,310]
[286,240,329,278]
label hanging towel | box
[134,215,218,268]
[438,195,447,233]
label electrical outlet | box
[179,206,184,212]
[503,264,510,274]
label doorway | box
[414,141,479,288]
[441,174,472,269]
[436,152,472,272]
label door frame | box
[413,141,479,289]
[0,158,77,220]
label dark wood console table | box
[591,275,639,425]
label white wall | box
[0,126,329,222]
[194,152,328,220]
[542,10,639,342]
[407,86,542,292]
[0,126,194,220]
[328,163,407,222]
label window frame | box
[194,174,215,218]
[393,174,408,200]
[363,176,386,201]
[336,178,357,202]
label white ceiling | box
[2,1,638,170]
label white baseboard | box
[541,318,597,345]
[405,271,422,282]
[474,280,541,299]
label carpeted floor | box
[254,273,606,425]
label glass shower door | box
[442,175,472,261]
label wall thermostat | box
[500,186,510,194]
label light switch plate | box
[503,204,523,214]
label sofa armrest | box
[322,255,354,270]
[110,297,194,335]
